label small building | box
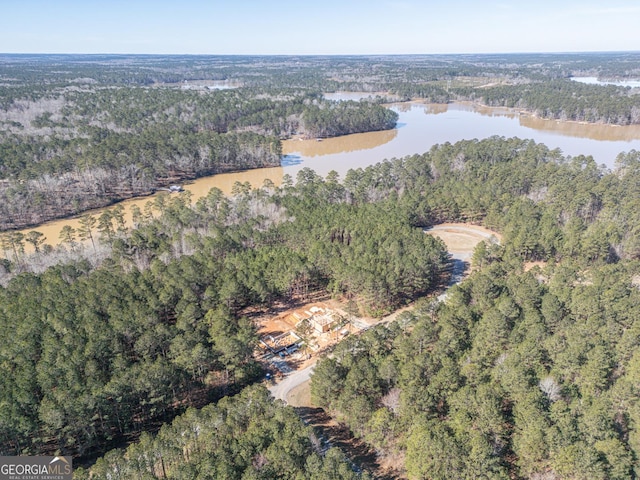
[288,305,342,334]
[307,306,340,333]
[310,314,334,333]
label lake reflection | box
[282,102,640,178]
[18,167,283,252]
[15,101,640,250]
[282,128,397,158]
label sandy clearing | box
[524,261,547,272]
[271,223,502,405]
[426,223,501,260]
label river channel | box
[14,101,640,250]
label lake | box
[13,101,640,250]
[571,77,640,88]
[282,101,640,179]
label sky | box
[1,0,639,55]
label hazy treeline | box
[3,53,640,228]
[457,79,640,125]
[0,82,397,229]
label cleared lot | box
[425,223,501,260]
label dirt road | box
[269,363,315,403]
[270,223,501,404]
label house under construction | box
[260,331,301,356]
[294,305,340,333]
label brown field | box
[257,301,339,336]
[258,315,298,338]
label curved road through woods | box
[269,364,316,403]
[269,223,500,404]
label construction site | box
[257,302,357,374]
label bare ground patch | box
[286,379,313,408]
[426,223,501,259]
[524,261,547,272]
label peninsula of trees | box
[5,53,640,229]
[3,53,640,479]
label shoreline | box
[7,98,640,243]
[0,162,282,235]
[447,98,633,128]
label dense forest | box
[0,172,447,460]
[0,58,399,229]
[73,386,365,480]
[3,53,640,228]
[3,54,640,478]
[311,260,640,479]
[0,133,639,477]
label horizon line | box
[1,50,639,57]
